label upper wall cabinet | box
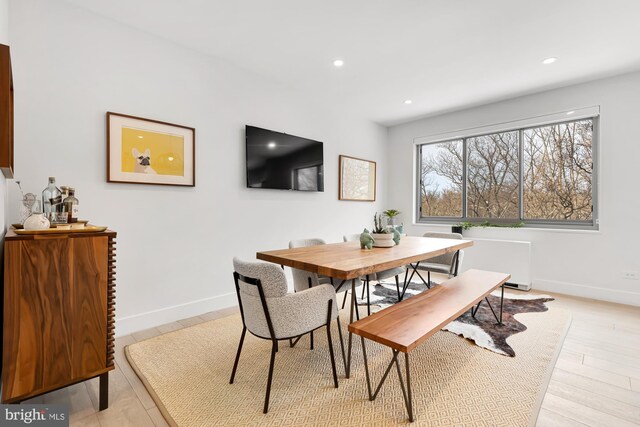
[0,44,14,178]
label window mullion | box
[416,144,422,220]
[462,137,467,220]
[518,129,524,221]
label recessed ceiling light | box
[566,110,575,115]
[267,141,277,149]
[404,99,413,105]
[333,59,344,67]
[542,57,557,65]
[138,135,144,139]
[168,156,174,161]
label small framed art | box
[339,155,376,201]
[107,112,195,186]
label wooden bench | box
[348,269,511,422]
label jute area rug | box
[126,306,570,426]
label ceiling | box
[63,0,640,126]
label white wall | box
[0,0,7,43]
[9,0,388,335]
[387,72,640,306]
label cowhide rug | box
[356,280,554,357]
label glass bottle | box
[63,188,79,223]
[42,177,62,220]
[60,186,70,210]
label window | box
[417,117,596,228]
[467,131,519,219]
[419,140,463,217]
[523,120,593,221]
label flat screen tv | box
[245,125,324,191]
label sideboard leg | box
[99,372,109,411]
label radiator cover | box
[461,238,532,291]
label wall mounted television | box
[245,125,324,191]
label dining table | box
[256,235,474,377]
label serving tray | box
[14,225,108,235]
[12,220,89,230]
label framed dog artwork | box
[107,112,195,186]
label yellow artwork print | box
[121,127,185,176]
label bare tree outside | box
[467,131,519,218]
[419,118,593,223]
[523,120,592,220]
[420,140,463,217]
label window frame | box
[415,116,599,230]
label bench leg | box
[360,337,414,422]
[405,353,414,422]
[471,285,504,325]
[471,286,505,325]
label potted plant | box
[383,209,401,227]
[371,213,395,247]
[452,220,524,234]
[452,221,473,235]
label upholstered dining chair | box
[343,234,407,309]
[230,258,345,414]
[413,232,464,287]
[288,238,363,297]
[288,238,364,332]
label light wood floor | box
[23,289,640,426]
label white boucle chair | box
[288,237,365,315]
[230,258,345,414]
[288,238,365,348]
[343,233,407,310]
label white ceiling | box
[63,0,640,126]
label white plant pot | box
[371,233,395,248]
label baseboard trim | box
[534,279,640,307]
[115,292,237,337]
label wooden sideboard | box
[2,228,116,409]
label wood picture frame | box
[107,112,195,187]
[0,44,14,178]
[339,155,376,201]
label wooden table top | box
[348,269,511,352]
[256,236,473,280]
